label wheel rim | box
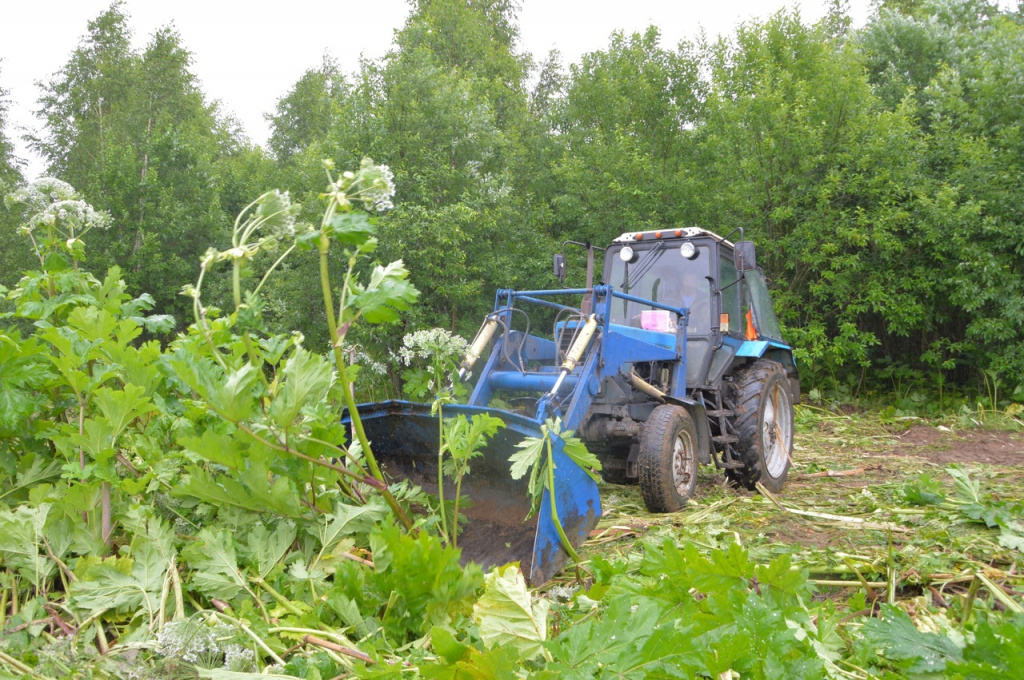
[762,381,792,478]
[671,431,695,496]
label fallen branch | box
[304,635,374,664]
[976,573,1024,614]
[756,482,907,532]
[809,579,888,589]
[797,467,870,479]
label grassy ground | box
[568,405,1024,612]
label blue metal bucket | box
[346,400,601,584]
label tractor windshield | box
[745,270,784,341]
[607,243,712,335]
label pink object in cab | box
[640,310,674,332]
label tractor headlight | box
[619,246,635,262]
[680,242,697,260]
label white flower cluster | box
[355,158,396,212]
[254,189,299,240]
[156,619,254,671]
[4,177,111,236]
[328,157,396,213]
[223,644,256,672]
[349,346,388,377]
[398,327,469,366]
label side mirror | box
[553,253,567,283]
[734,241,756,272]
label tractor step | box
[706,409,735,418]
[712,434,739,444]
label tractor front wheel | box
[727,359,794,492]
[638,405,698,512]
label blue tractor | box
[351,227,798,584]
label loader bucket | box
[345,400,601,585]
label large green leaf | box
[182,528,249,601]
[247,520,297,579]
[950,614,1024,678]
[326,212,376,247]
[857,604,962,673]
[180,463,303,518]
[67,416,117,462]
[314,501,387,562]
[0,504,56,588]
[66,306,119,343]
[508,437,543,483]
[442,414,503,466]
[555,432,602,480]
[91,383,153,439]
[268,347,334,429]
[170,354,262,423]
[180,429,248,470]
[70,539,168,622]
[0,333,53,435]
[350,260,419,323]
[70,557,145,616]
[472,564,549,660]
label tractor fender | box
[631,386,712,466]
[681,401,712,465]
[738,341,801,405]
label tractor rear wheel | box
[727,359,793,492]
[638,405,698,512]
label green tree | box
[858,0,1024,388]
[550,27,703,246]
[265,0,552,361]
[0,63,29,287]
[32,4,248,324]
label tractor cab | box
[597,227,789,393]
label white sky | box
[0,0,877,179]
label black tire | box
[638,405,698,512]
[727,359,794,492]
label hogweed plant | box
[3,180,170,546]
[397,328,493,545]
[509,418,601,562]
[4,177,111,274]
[178,158,418,529]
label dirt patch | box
[761,515,842,550]
[888,426,1024,466]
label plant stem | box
[232,258,242,312]
[962,575,981,628]
[453,474,464,550]
[977,572,1024,614]
[335,351,414,530]
[316,221,412,531]
[100,482,111,546]
[437,402,449,544]
[252,576,304,617]
[213,611,286,666]
[546,436,579,563]
[252,242,296,298]
[0,649,49,678]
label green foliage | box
[949,614,1024,677]
[29,5,249,324]
[472,564,549,660]
[856,604,963,673]
[902,466,1024,551]
[4,1,1024,677]
[508,418,600,564]
[331,524,484,644]
[509,417,602,518]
